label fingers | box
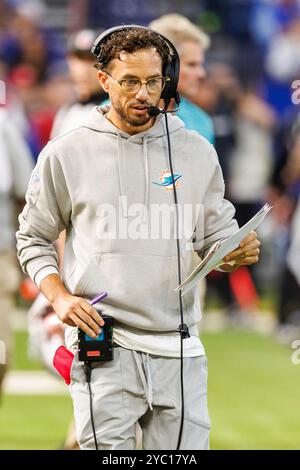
[235,254,259,266]
[73,306,101,336]
[224,246,244,260]
[226,246,260,265]
[63,316,77,328]
[73,300,105,337]
[241,239,260,260]
[223,230,261,267]
[55,295,105,337]
[224,236,260,263]
[240,230,257,248]
[69,312,100,339]
[80,300,105,327]
[244,239,261,251]
[227,244,260,262]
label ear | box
[98,70,110,93]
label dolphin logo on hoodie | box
[152,170,182,191]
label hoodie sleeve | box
[193,144,239,258]
[16,143,72,286]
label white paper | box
[175,203,273,295]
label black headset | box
[91,24,180,108]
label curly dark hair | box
[94,27,171,71]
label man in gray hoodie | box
[16,26,260,450]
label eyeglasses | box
[105,72,170,94]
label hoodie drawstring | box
[132,350,153,411]
[117,133,150,222]
[142,136,149,223]
[117,134,128,218]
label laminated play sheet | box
[175,203,273,296]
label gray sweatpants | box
[69,345,210,450]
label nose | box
[197,65,206,80]
[135,82,149,100]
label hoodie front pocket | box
[72,253,185,331]
[74,254,101,296]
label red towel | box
[53,346,74,385]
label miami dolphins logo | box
[152,170,182,191]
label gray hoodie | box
[16,106,238,332]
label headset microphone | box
[147,102,180,117]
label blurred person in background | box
[250,0,300,49]
[51,29,108,138]
[190,49,276,227]
[0,0,67,160]
[227,90,276,227]
[0,105,33,401]
[192,60,276,311]
[194,63,241,183]
[149,13,214,144]
[265,18,300,118]
[284,196,300,336]
[0,0,62,81]
[268,118,300,341]
[192,63,243,313]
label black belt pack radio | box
[78,314,114,362]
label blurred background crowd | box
[1,0,300,450]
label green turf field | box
[0,329,299,449]
[205,330,300,450]
[0,395,73,450]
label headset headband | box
[91,24,180,108]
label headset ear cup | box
[161,58,179,104]
[161,62,171,101]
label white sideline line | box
[3,371,68,395]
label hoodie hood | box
[82,106,185,219]
[82,105,185,142]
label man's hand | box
[40,274,104,338]
[219,230,261,271]
[53,292,104,338]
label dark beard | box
[112,98,156,127]
[118,105,151,127]
[127,115,151,127]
